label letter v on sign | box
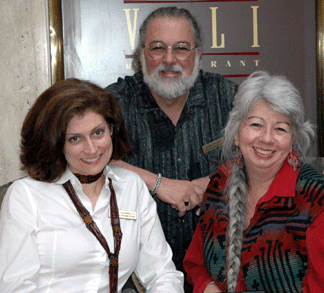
[124,9,139,50]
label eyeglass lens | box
[147,42,193,60]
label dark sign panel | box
[62,0,317,153]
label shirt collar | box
[55,168,75,185]
[102,165,125,189]
[259,156,297,203]
[219,152,298,203]
[55,165,126,187]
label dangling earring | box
[288,150,298,172]
[234,147,242,159]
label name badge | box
[109,210,137,220]
[202,137,224,154]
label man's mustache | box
[156,64,184,74]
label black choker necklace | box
[74,170,104,184]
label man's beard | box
[141,52,200,100]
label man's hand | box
[191,176,210,216]
[191,176,210,194]
[157,177,208,217]
[109,160,210,217]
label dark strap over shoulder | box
[63,178,122,293]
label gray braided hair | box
[226,161,248,292]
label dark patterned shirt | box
[106,70,237,272]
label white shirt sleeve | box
[0,180,40,292]
[134,178,184,293]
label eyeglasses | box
[143,42,197,61]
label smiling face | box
[141,16,200,100]
[235,100,293,175]
[143,16,198,77]
[64,110,113,175]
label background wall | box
[0,0,50,185]
[0,0,319,186]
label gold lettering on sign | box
[124,8,139,50]
[209,59,261,69]
[251,6,260,48]
[210,7,225,49]
[126,63,132,70]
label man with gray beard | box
[106,6,237,292]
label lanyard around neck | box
[63,178,122,293]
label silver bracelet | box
[151,173,162,195]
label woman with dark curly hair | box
[0,78,184,293]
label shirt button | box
[177,158,181,162]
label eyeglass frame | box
[142,41,199,61]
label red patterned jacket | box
[184,158,324,293]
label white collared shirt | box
[0,165,184,292]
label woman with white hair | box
[183,71,324,293]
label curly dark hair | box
[20,78,131,182]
